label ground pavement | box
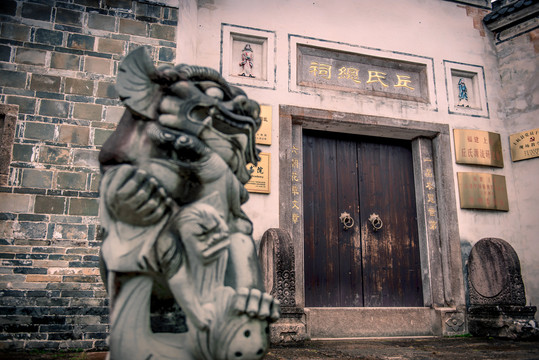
[1,337,538,359]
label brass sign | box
[256,105,271,145]
[457,172,508,211]
[510,127,539,162]
[453,129,503,167]
[245,152,270,194]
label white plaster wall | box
[177,0,539,314]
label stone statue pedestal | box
[468,305,537,339]
[269,307,307,344]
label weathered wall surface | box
[494,24,539,311]
[191,0,538,319]
[192,0,504,239]
[0,0,177,350]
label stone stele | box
[467,238,537,339]
[98,47,281,360]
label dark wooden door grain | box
[357,137,423,307]
[303,130,423,307]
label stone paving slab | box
[1,337,538,359]
[267,337,539,360]
[0,351,107,360]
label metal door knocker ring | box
[368,213,383,231]
[339,212,355,230]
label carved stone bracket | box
[259,228,307,344]
[443,309,466,335]
[260,228,296,307]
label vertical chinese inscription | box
[422,157,439,231]
[291,145,301,225]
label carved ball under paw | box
[213,315,269,360]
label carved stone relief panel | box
[468,237,526,306]
[221,24,276,89]
[444,60,489,118]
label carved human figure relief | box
[98,47,280,360]
[239,44,255,78]
[457,78,469,107]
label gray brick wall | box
[0,0,177,351]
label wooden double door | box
[303,130,423,307]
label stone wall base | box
[301,307,467,339]
[468,305,538,339]
[269,307,307,345]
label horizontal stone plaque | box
[297,44,428,102]
[454,129,503,167]
[256,105,271,145]
[245,152,270,194]
[510,128,539,162]
[457,172,508,211]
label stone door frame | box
[278,105,466,337]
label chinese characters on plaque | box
[245,153,270,194]
[454,129,508,211]
[255,105,272,145]
[510,128,539,162]
[457,173,509,211]
[297,45,428,102]
[245,105,272,193]
[308,62,415,91]
[453,129,503,167]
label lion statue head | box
[99,47,261,185]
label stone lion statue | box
[98,47,280,360]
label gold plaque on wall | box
[510,128,539,162]
[245,153,270,194]
[453,129,503,167]
[457,172,508,211]
[255,105,272,145]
